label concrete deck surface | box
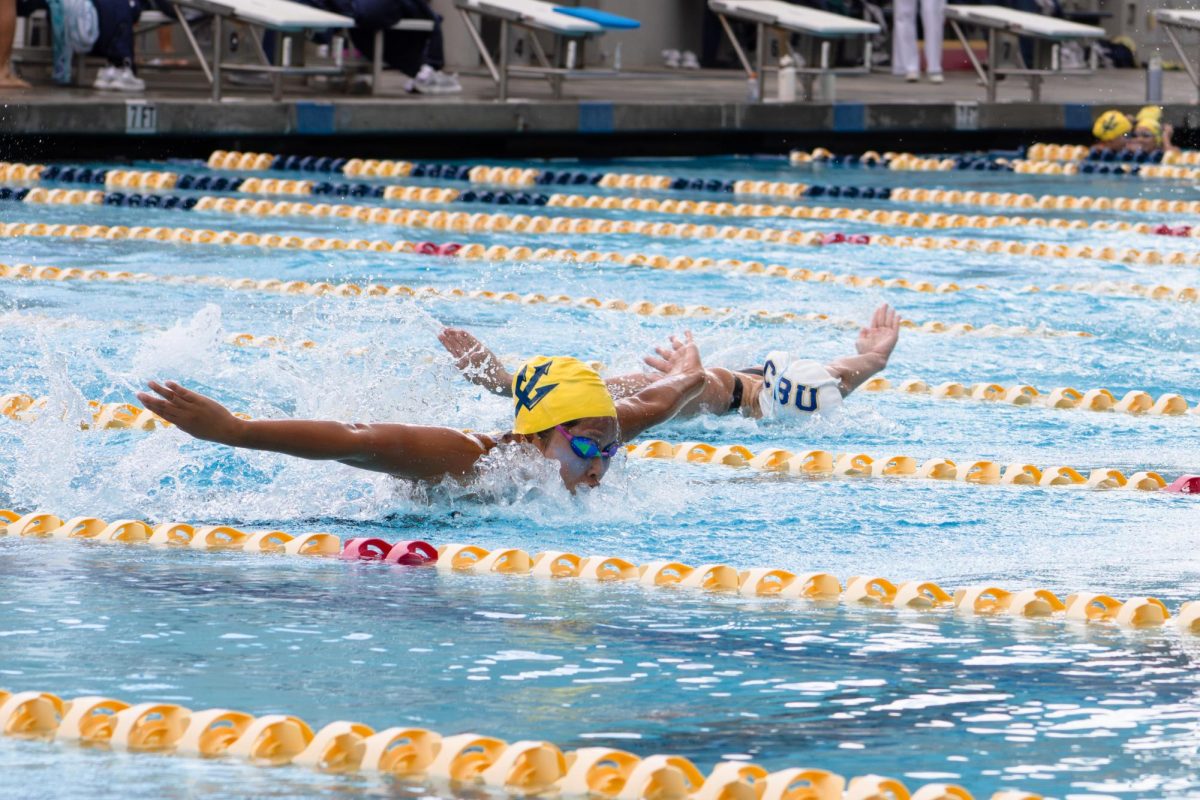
[1,66,1197,154]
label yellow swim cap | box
[511,356,616,434]
[1137,105,1162,122]
[1093,110,1132,142]
[1136,118,1163,143]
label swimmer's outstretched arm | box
[136,381,490,481]
[826,303,901,397]
[615,332,707,440]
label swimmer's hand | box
[856,303,900,362]
[137,381,246,445]
[643,331,704,378]
[438,327,513,396]
[618,331,706,440]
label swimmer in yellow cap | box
[137,333,705,492]
[1129,106,1177,153]
[1092,109,1133,151]
[440,303,900,422]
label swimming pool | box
[0,153,1198,799]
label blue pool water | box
[1,155,1199,799]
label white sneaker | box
[106,66,145,92]
[928,72,944,83]
[661,48,681,68]
[905,71,919,82]
[93,66,118,90]
[433,69,462,93]
[410,63,438,93]
[681,50,700,69]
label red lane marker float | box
[340,537,393,560]
[1153,225,1192,237]
[1166,474,1200,494]
[820,233,871,245]
[386,540,439,566]
[339,537,439,564]
[415,241,463,256]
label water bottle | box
[1146,56,1163,104]
[747,73,760,103]
[777,55,797,102]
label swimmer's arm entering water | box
[825,303,901,396]
[136,381,490,481]
[438,327,514,396]
[615,332,706,440]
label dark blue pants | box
[91,0,141,67]
[296,0,442,74]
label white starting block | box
[708,0,881,102]
[455,0,640,101]
[945,5,1105,102]
[1155,10,1200,103]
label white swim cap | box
[759,352,843,419]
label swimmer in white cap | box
[440,303,900,422]
[137,331,705,493]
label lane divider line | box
[788,148,1200,182]
[624,439,1184,494]
[3,508,1199,632]
[0,678,1042,800]
[0,258,1092,339]
[14,156,1200,228]
[863,376,1195,416]
[4,209,1198,305]
[179,196,1200,270]
[20,169,1200,243]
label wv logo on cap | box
[514,361,559,411]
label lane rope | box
[863,377,1195,416]
[0,256,1095,340]
[6,207,1199,305]
[0,678,1043,800]
[1026,143,1200,166]
[625,439,1179,493]
[788,148,1200,182]
[13,175,1200,246]
[177,196,1200,270]
[3,507,1199,632]
[16,157,1200,221]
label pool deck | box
[2,68,1199,157]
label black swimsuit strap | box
[729,374,744,413]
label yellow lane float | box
[0,682,1050,798]
[4,508,1196,635]
[864,376,1192,417]
[625,439,1172,495]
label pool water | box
[1,155,1198,799]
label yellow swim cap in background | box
[1137,105,1163,122]
[1136,117,1163,142]
[1093,110,1132,142]
[511,356,617,434]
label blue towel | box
[47,0,99,84]
[553,6,640,29]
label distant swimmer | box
[137,333,706,493]
[440,303,901,423]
